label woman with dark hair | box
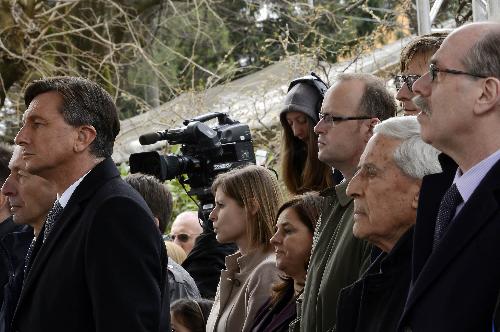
[250,192,323,332]
[280,74,340,194]
[170,298,214,332]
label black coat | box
[11,158,170,332]
[399,154,500,331]
[0,228,32,332]
[336,228,413,332]
[0,218,27,307]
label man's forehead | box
[22,91,63,121]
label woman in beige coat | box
[206,165,284,332]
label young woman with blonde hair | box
[206,165,284,332]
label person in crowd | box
[395,32,447,116]
[0,145,58,332]
[12,76,169,331]
[206,165,283,332]
[398,22,500,331]
[299,73,395,332]
[181,215,237,300]
[124,173,172,234]
[124,173,200,304]
[165,240,188,265]
[171,211,202,255]
[279,73,340,195]
[171,298,214,332]
[335,116,440,332]
[250,192,323,332]
[0,143,15,307]
[0,143,13,232]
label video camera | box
[129,112,256,227]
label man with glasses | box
[299,73,395,332]
[170,211,203,255]
[398,22,500,331]
[394,32,447,116]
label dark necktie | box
[23,237,37,281]
[43,200,64,243]
[433,183,463,250]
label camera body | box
[129,112,256,223]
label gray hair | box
[373,116,441,179]
[462,27,500,79]
[337,73,396,121]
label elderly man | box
[0,146,57,331]
[299,73,395,332]
[170,211,202,255]
[398,22,500,331]
[395,32,447,116]
[335,116,440,332]
[13,77,169,331]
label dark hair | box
[124,173,173,233]
[270,192,323,306]
[280,118,334,194]
[24,76,120,158]
[337,73,396,121]
[462,29,500,79]
[400,32,448,72]
[0,143,13,185]
[170,298,214,332]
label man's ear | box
[365,118,380,142]
[474,77,500,115]
[74,125,97,153]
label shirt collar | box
[57,170,91,208]
[453,149,500,204]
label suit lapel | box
[13,158,119,321]
[406,159,500,310]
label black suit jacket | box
[399,154,500,331]
[11,158,169,332]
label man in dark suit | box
[399,22,500,331]
[12,77,170,332]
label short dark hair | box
[170,298,214,332]
[0,143,13,185]
[124,173,173,233]
[400,32,448,72]
[338,73,396,121]
[24,77,120,158]
[462,29,500,80]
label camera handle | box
[183,112,237,126]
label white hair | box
[373,116,441,179]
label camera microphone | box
[139,132,165,145]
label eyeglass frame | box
[429,63,488,82]
[318,112,372,125]
[169,233,201,242]
[394,74,421,93]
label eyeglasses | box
[318,112,372,124]
[394,74,421,93]
[429,63,488,81]
[169,233,200,242]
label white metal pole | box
[488,0,500,21]
[416,0,431,35]
[472,0,488,22]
